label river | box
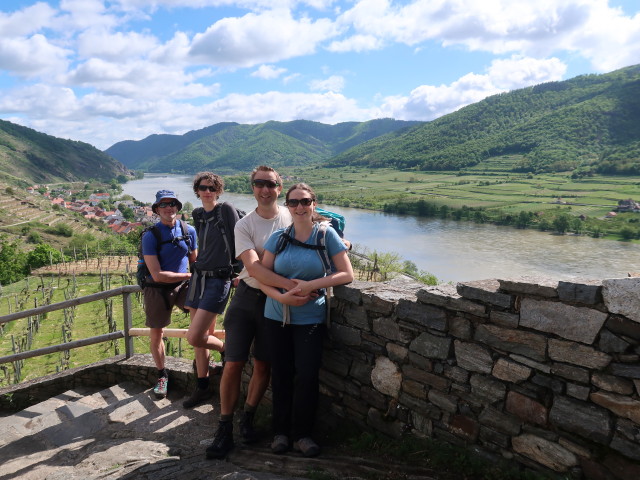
[122,174,640,283]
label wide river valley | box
[123,174,640,283]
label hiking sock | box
[220,413,233,423]
[197,377,210,390]
[158,368,168,378]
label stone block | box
[331,323,362,346]
[512,434,578,472]
[417,284,487,317]
[427,389,458,413]
[457,279,513,309]
[492,358,531,383]
[489,310,520,328]
[564,383,590,401]
[349,360,373,386]
[403,365,450,391]
[610,433,640,462]
[590,390,640,425]
[592,372,634,395]
[479,426,511,448]
[603,277,640,323]
[396,299,447,331]
[449,414,479,441]
[506,391,548,426]
[443,364,470,384]
[550,363,589,383]
[470,374,506,405]
[386,343,408,363]
[371,356,401,398]
[610,362,640,379]
[372,316,400,341]
[549,396,612,445]
[334,282,368,305]
[606,315,640,341]
[548,339,611,369]
[343,305,369,330]
[531,373,565,394]
[557,279,603,305]
[498,276,559,298]
[454,340,493,374]
[449,315,472,339]
[520,297,607,344]
[402,379,425,399]
[509,354,551,373]
[478,406,522,435]
[475,323,547,362]
[360,386,388,411]
[598,328,631,354]
[409,331,452,360]
[601,452,640,480]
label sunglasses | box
[157,200,178,208]
[252,179,280,189]
[197,185,217,192]
[285,198,314,207]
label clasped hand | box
[280,279,318,306]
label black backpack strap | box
[215,203,234,267]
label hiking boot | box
[271,434,289,454]
[153,376,168,398]
[182,387,213,409]
[205,422,234,459]
[239,410,259,444]
[293,437,320,457]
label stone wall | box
[322,276,640,480]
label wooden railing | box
[0,285,140,365]
[0,285,226,366]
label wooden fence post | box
[122,292,134,358]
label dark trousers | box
[265,320,325,441]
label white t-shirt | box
[234,205,292,289]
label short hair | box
[192,172,224,199]
[251,165,282,186]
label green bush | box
[26,243,67,269]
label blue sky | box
[0,1,638,151]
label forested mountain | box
[0,120,129,184]
[327,64,640,175]
[106,119,421,174]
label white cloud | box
[0,2,57,37]
[379,56,566,121]
[0,34,71,78]
[309,74,345,92]
[189,9,338,67]
[76,29,159,61]
[251,64,288,79]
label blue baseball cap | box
[152,189,182,213]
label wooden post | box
[123,291,134,358]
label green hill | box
[106,119,421,174]
[0,120,129,185]
[327,64,640,175]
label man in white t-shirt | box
[205,165,313,459]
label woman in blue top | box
[260,183,354,457]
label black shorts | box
[223,280,269,363]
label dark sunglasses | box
[197,185,217,192]
[252,179,279,189]
[285,198,314,207]
[157,200,178,208]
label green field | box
[275,164,640,239]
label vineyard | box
[0,271,194,388]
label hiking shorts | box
[184,275,231,314]
[223,280,269,363]
[144,281,189,329]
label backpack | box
[315,207,345,238]
[136,220,192,288]
[191,203,246,278]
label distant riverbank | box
[123,174,640,282]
